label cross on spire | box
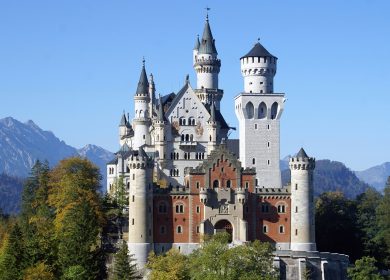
[142,56,145,67]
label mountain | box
[355,162,390,191]
[0,116,114,190]
[0,173,24,214]
[282,159,371,199]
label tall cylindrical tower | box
[128,147,153,268]
[241,42,277,94]
[133,61,152,149]
[290,148,316,251]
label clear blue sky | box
[0,0,389,171]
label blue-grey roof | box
[136,64,149,95]
[296,148,308,158]
[205,103,229,130]
[198,19,218,54]
[119,113,127,126]
[157,96,165,121]
[194,35,200,50]
[241,42,276,59]
[107,157,118,165]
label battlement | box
[289,157,315,170]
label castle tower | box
[193,15,223,109]
[154,96,166,161]
[133,60,152,149]
[290,148,316,251]
[128,147,154,268]
[235,41,285,188]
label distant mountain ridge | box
[355,162,390,191]
[0,116,114,182]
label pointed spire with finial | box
[119,111,127,126]
[194,34,200,50]
[136,58,149,95]
[199,7,217,54]
[296,148,309,158]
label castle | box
[107,15,348,280]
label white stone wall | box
[241,56,276,93]
[235,93,285,188]
[290,158,316,251]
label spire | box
[119,111,127,126]
[157,95,164,122]
[136,59,149,95]
[199,16,217,54]
[241,42,276,59]
[194,34,200,50]
[296,148,308,158]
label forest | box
[0,158,389,279]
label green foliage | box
[315,192,363,261]
[23,262,55,280]
[113,176,128,213]
[0,223,26,280]
[61,265,88,280]
[147,249,189,280]
[113,241,141,280]
[347,256,383,280]
[376,177,390,267]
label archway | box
[214,220,233,242]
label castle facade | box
[107,15,348,280]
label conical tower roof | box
[157,96,164,121]
[241,42,276,59]
[296,148,308,158]
[119,112,127,126]
[199,18,217,54]
[136,61,149,95]
[194,35,200,50]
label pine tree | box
[0,223,26,280]
[113,241,141,280]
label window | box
[160,226,166,234]
[252,158,256,164]
[295,229,298,236]
[267,142,270,147]
[279,225,285,234]
[267,160,270,165]
[295,206,298,213]
[132,195,135,202]
[261,203,269,213]
[213,180,219,189]
[226,180,231,188]
[254,123,258,129]
[196,226,200,233]
[263,225,268,233]
[175,203,184,213]
[177,226,183,234]
[196,206,200,213]
[159,202,167,213]
[295,183,298,190]
[245,182,249,189]
[255,179,258,186]
[277,204,286,213]
[267,124,270,130]
[132,174,135,180]
[196,181,200,189]
[132,218,134,225]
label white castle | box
[107,15,348,280]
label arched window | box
[175,203,184,213]
[245,102,254,119]
[279,225,285,234]
[185,134,189,141]
[226,180,231,188]
[213,180,219,189]
[181,134,185,141]
[190,134,193,141]
[177,225,183,233]
[258,102,267,119]
[277,204,286,213]
[271,102,278,119]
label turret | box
[119,112,127,141]
[193,35,200,66]
[149,73,156,116]
[133,60,152,149]
[235,41,285,189]
[128,147,154,269]
[193,15,223,109]
[289,148,316,251]
[240,41,277,94]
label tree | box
[147,249,189,280]
[188,233,277,280]
[113,241,141,280]
[376,176,390,266]
[347,256,383,280]
[48,157,106,279]
[315,192,362,261]
[23,262,55,280]
[113,175,128,212]
[0,223,26,280]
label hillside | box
[355,162,390,191]
[282,159,370,198]
[0,173,24,214]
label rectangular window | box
[279,225,284,234]
[132,195,135,202]
[196,226,200,233]
[295,183,298,190]
[196,181,200,189]
[263,225,268,233]
[196,206,200,213]
[261,204,269,213]
[132,219,134,225]
[254,124,258,129]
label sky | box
[0,0,389,171]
